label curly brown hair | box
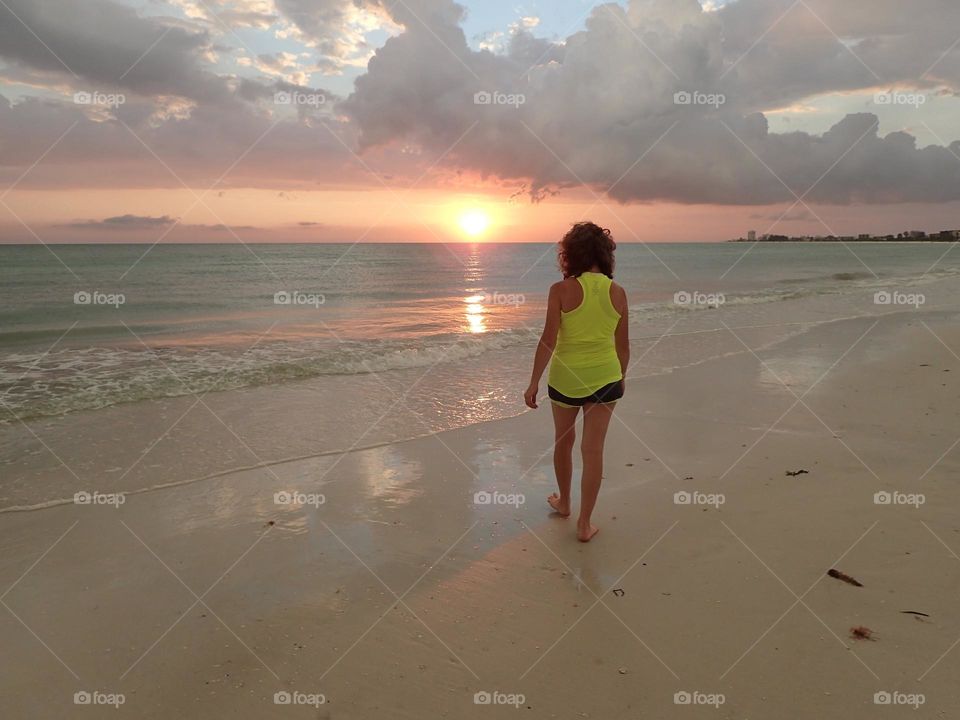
[558,222,616,278]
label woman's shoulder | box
[549,277,580,294]
[550,277,584,313]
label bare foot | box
[577,523,599,542]
[547,493,570,517]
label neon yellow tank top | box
[547,272,623,398]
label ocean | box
[1,241,958,510]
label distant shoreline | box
[730,232,959,243]
[732,238,960,245]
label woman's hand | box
[524,382,539,409]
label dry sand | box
[2,310,959,718]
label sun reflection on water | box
[464,295,486,334]
[463,244,488,334]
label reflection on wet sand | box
[358,446,424,510]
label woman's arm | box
[524,283,563,409]
[613,284,630,388]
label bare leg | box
[577,401,616,541]
[548,404,579,517]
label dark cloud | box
[0,0,232,103]
[59,215,258,234]
[750,208,817,222]
[61,214,176,229]
[0,89,375,191]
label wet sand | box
[2,310,959,718]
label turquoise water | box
[1,241,958,422]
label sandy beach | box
[6,0,960,714]
[2,305,959,718]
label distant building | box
[728,227,955,243]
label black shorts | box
[548,380,623,407]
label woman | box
[524,222,629,542]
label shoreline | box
[2,305,944,515]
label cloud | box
[2,0,960,208]
[62,214,177,229]
[0,0,233,103]
[167,0,279,30]
[272,0,395,72]
[238,52,311,84]
[750,208,816,222]
[0,87,381,191]
[343,0,960,205]
[59,214,260,237]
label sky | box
[1,0,960,243]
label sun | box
[458,209,491,238]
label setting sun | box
[458,209,491,238]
